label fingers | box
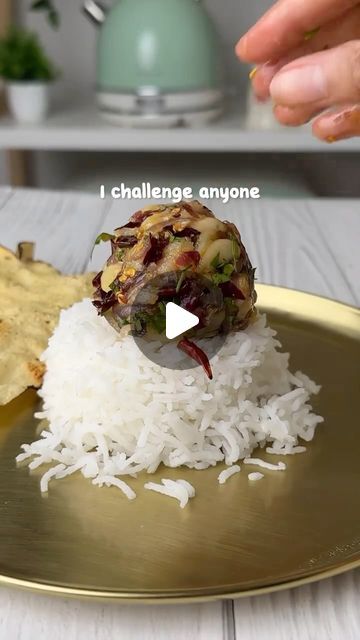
[273,104,318,126]
[252,62,287,102]
[269,41,360,110]
[312,105,360,140]
[236,0,358,64]
[273,102,360,142]
[250,5,360,101]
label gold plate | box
[0,285,359,602]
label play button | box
[165,302,199,340]
[130,271,228,373]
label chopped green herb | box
[134,317,144,333]
[211,272,231,286]
[211,261,234,286]
[210,252,221,270]
[169,234,182,243]
[224,297,238,314]
[150,305,167,333]
[176,266,190,293]
[92,232,115,258]
[115,249,125,261]
[109,279,119,293]
[210,252,228,270]
[231,238,240,265]
[133,308,160,334]
[223,264,234,277]
[94,232,115,246]
[146,302,167,334]
[115,317,130,329]
[224,296,239,323]
[133,302,167,335]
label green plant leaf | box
[31,0,51,10]
[0,28,58,81]
[48,9,60,28]
[30,1,60,30]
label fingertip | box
[311,115,340,142]
[251,75,271,102]
[235,38,246,60]
[253,92,270,104]
[312,122,335,142]
[273,104,298,126]
[235,36,254,62]
[274,104,315,126]
[252,62,279,100]
[311,115,329,137]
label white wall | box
[17,0,274,102]
[18,0,97,104]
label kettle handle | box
[83,0,106,26]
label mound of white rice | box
[17,299,323,504]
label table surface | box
[0,187,359,640]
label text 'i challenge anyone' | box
[100,183,261,204]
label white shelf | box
[1,103,360,152]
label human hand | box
[236,0,360,142]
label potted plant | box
[31,0,60,29]
[0,28,57,124]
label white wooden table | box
[0,188,359,640]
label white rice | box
[266,445,307,455]
[243,458,287,471]
[40,463,66,493]
[218,465,241,484]
[17,299,323,505]
[248,472,264,482]
[92,475,136,500]
[176,479,196,498]
[144,479,195,508]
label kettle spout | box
[83,0,106,26]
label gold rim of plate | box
[0,284,359,602]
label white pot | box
[6,82,50,124]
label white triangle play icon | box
[165,302,199,340]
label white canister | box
[6,82,50,124]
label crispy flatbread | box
[0,243,93,406]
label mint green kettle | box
[83,0,224,127]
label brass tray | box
[0,285,359,602]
